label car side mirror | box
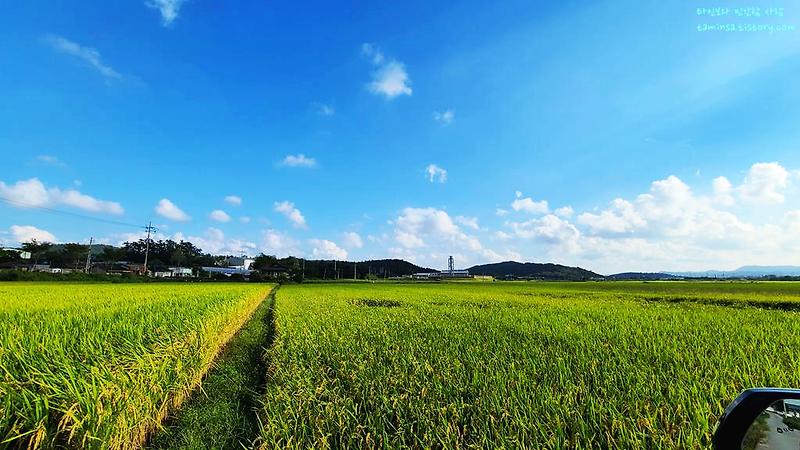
[714,388,800,449]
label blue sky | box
[1,0,799,274]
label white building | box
[226,257,254,270]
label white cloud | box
[515,191,522,198]
[73,180,82,187]
[37,155,66,167]
[511,195,549,214]
[239,216,251,223]
[455,216,480,231]
[496,208,509,216]
[361,43,385,65]
[43,35,122,80]
[58,190,125,215]
[274,201,308,229]
[368,233,389,245]
[785,210,800,234]
[0,178,50,207]
[506,214,582,254]
[738,162,788,204]
[260,229,301,258]
[225,195,242,206]
[368,61,412,99]
[712,176,735,206]
[425,164,448,183]
[145,0,187,26]
[155,198,191,221]
[181,227,256,255]
[313,102,335,116]
[0,178,124,215]
[433,109,455,126]
[554,206,574,218]
[309,239,348,260]
[392,207,467,249]
[492,231,514,241]
[395,207,460,237]
[10,225,57,244]
[279,154,317,168]
[341,231,363,249]
[363,44,411,99]
[209,210,231,223]
[577,199,646,235]
[395,231,425,248]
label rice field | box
[0,282,274,450]
[257,282,800,449]
[3,281,800,449]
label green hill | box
[467,261,601,280]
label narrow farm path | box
[145,286,278,450]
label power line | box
[0,197,142,228]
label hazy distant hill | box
[666,266,800,278]
[467,261,601,280]
[606,272,682,280]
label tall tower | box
[448,255,455,276]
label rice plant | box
[0,282,274,450]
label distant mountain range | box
[467,261,601,280]
[605,272,683,280]
[664,266,800,278]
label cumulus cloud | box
[310,239,348,260]
[145,0,187,26]
[260,229,301,258]
[181,227,256,255]
[577,198,646,235]
[209,210,231,223]
[0,178,124,215]
[395,231,425,248]
[712,176,735,206]
[155,198,191,221]
[239,216,251,223]
[274,201,308,229]
[225,195,242,205]
[554,206,574,218]
[425,164,448,183]
[391,207,477,251]
[738,162,788,204]
[279,154,317,168]
[492,231,514,241]
[506,214,582,254]
[433,109,455,126]
[341,231,363,249]
[496,208,509,216]
[42,35,122,80]
[511,194,549,214]
[455,216,480,231]
[10,225,57,244]
[395,207,460,237]
[362,43,412,99]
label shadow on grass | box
[146,289,277,450]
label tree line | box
[4,239,434,280]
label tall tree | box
[100,246,127,271]
[21,239,52,270]
[62,243,89,270]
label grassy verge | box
[146,288,277,450]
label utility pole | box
[354,262,357,280]
[84,237,93,273]
[302,258,305,278]
[143,222,157,276]
[334,259,337,279]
